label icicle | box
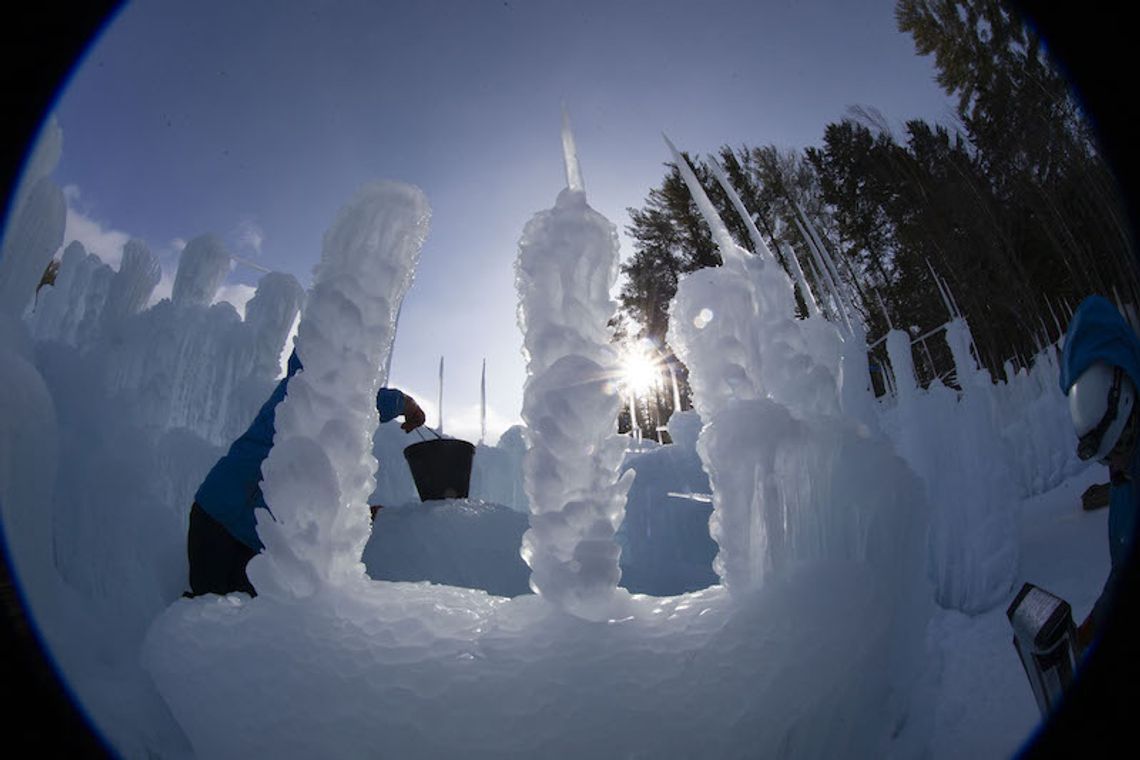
[705,154,771,262]
[794,201,852,322]
[943,277,963,320]
[662,134,748,272]
[480,358,487,446]
[805,254,830,316]
[561,106,584,193]
[438,355,444,435]
[794,215,851,334]
[1044,297,1064,343]
[776,238,821,317]
[876,290,894,331]
[925,259,957,321]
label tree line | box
[616,0,1139,436]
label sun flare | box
[619,342,663,396]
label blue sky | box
[48,0,955,443]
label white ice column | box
[101,239,161,333]
[944,317,990,390]
[885,329,919,407]
[246,181,429,598]
[0,176,65,319]
[243,272,304,378]
[515,150,632,619]
[171,235,231,309]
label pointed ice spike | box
[705,154,771,262]
[794,215,851,334]
[480,358,487,445]
[792,205,853,332]
[662,134,747,271]
[561,106,585,193]
[1045,297,1064,343]
[794,201,850,313]
[942,274,963,320]
[925,259,957,320]
[876,290,894,331]
[773,236,820,317]
[804,253,831,316]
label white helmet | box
[1069,361,1136,462]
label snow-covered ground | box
[924,463,1106,759]
[0,122,1115,758]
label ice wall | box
[996,346,1082,495]
[100,239,162,335]
[514,151,633,619]
[49,243,304,447]
[0,180,66,320]
[881,320,1018,614]
[665,137,910,591]
[246,181,429,597]
[171,234,231,308]
[665,138,930,737]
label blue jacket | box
[194,351,406,550]
[1060,295,1140,625]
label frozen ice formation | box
[883,318,1019,614]
[172,234,232,308]
[0,182,66,319]
[246,181,429,598]
[664,132,927,657]
[514,127,633,619]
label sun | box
[619,341,663,396]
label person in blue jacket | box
[186,350,426,597]
[1060,295,1140,653]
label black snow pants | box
[185,503,258,597]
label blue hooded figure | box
[186,349,426,597]
[1060,295,1140,648]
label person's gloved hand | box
[401,396,426,432]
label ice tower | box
[247,181,429,598]
[514,114,633,619]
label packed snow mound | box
[143,560,917,760]
[617,423,717,595]
[363,498,530,597]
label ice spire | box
[794,207,853,335]
[0,176,65,319]
[172,235,230,309]
[775,235,821,318]
[663,135,748,273]
[926,259,959,320]
[561,106,584,192]
[515,131,633,620]
[705,154,771,262]
[246,181,429,598]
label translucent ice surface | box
[248,181,429,598]
[514,154,633,619]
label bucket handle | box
[415,426,443,441]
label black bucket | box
[403,438,476,501]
